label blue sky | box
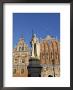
[13,13,60,48]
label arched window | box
[22,47,24,51]
[19,47,21,51]
[14,59,18,63]
[19,47,24,51]
[22,59,25,63]
[48,75,53,77]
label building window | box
[21,69,24,74]
[13,69,16,74]
[14,59,18,63]
[22,59,25,63]
[48,75,53,77]
[19,47,21,51]
[22,47,24,51]
[19,47,24,51]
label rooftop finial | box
[19,32,24,41]
[21,32,24,38]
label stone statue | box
[31,34,40,59]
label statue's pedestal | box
[27,58,42,77]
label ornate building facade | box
[13,34,60,77]
[13,37,30,77]
[40,36,60,77]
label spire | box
[19,33,24,41]
[21,32,24,39]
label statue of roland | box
[31,34,40,59]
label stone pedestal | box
[27,58,42,77]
